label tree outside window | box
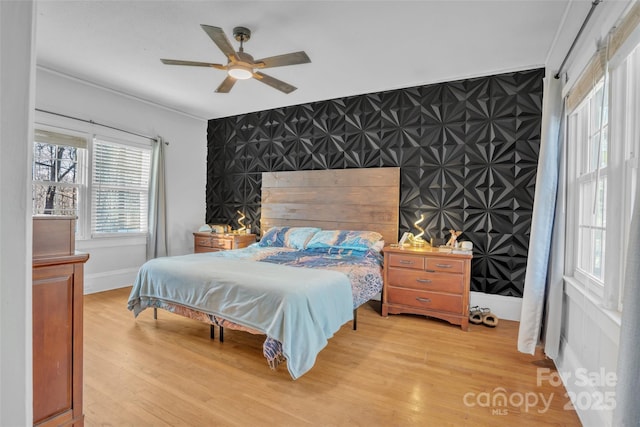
[32,129,87,220]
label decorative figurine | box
[446,229,462,247]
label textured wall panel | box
[206,68,544,297]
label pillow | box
[372,239,385,252]
[258,226,320,249]
[306,230,383,251]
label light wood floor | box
[84,288,581,426]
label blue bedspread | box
[128,248,376,379]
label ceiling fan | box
[161,25,311,94]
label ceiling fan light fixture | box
[228,64,253,80]
[161,25,310,93]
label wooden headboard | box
[260,168,400,244]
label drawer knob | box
[436,264,452,268]
[416,297,432,303]
[416,278,432,284]
[399,260,414,265]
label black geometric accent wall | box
[206,68,544,297]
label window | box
[32,125,151,239]
[567,42,640,310]
[32,129,88,227]
[91,137,151,235]
[568,80,608,293]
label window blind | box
[34,128,87,149]
[567,1,640,112]
[91,138,151,235]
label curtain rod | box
[35,108,168,144]
[554,0,603,79]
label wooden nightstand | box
[193,232,256,253]
[382,245,472,330]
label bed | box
[127,168,400,379]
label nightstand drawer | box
[425,258,465,274]
[387,287,463,314]
[193,232,256,253]
[388,253,425,270]
[210,238,232,250]
[195,246,223,253]
[195,236,213,247]
[387,268,464,293]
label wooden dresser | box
[193,232,256,253]
[32,216,89,427]
[382,245,472,330]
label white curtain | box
[517,76,565,355]
[540,102,566,360]
[147,137,167,259]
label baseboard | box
[84,267,138,294]
[469,291,522,321]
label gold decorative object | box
[235,210,246,233]
[411,214,427,247]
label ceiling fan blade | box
[215,76,237,93]
[252,71,296,94]
[254,51,311,69]
[200,25,238,62]
[160,59,226,70]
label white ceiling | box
[35,1,588,120]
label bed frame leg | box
[153,308,157,320]
[353,308,357,330]
[219,326,224,342]
[210,325,215,339]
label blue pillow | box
[258,227,320,249]
[306,230,383,251]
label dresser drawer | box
[425,258,465,274]
[388,253,425,270]
[387,287,463,314]
[387,268,464,293]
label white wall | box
[556,279,620,426]
[35,68,208,293]
[0,1,35,424]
